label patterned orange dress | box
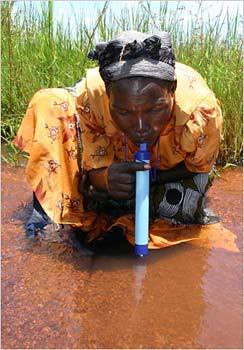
[14,62,223,248]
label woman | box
[14,31,222,249]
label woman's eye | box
[118,110,129,116]
[150,108,162,114]
[150,105,168,114]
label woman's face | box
[108,77,175,147]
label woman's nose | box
[134,116,149,133]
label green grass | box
[1,0,243,166]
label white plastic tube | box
[134,143,150,257]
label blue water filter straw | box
[134,143,150,257]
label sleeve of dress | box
[76,81,114,171]
[13,91,43,154]
[180,94,223,173]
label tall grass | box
[1,1,243,165]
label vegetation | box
[1,1,243,165]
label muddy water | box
[1,163,243,349]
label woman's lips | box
[131,134,158,146]
[131,134,151,143]
[132,139,149,146]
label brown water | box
[1,163,243,349]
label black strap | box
[74,112,83,175]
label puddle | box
[1,163,243,349]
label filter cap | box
[134,143,150,161]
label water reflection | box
[1,164,243,349]
[59,245,209,349]
[198,248,243,349]
[133,260,147,304]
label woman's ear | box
[105,83,111,97]
[171,80,177,94]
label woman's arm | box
[156,161,197,183]
[82,162,196,197]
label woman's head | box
[107,77,176,147]
[88,30,177,146]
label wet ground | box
[1,163,243,349]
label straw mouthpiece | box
[140,143,147,151]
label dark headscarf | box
[88,30,176,83]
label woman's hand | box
[87,162,150,201]
[107,162,150,200]
[79,170,109,200]
[108,162,150,200]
